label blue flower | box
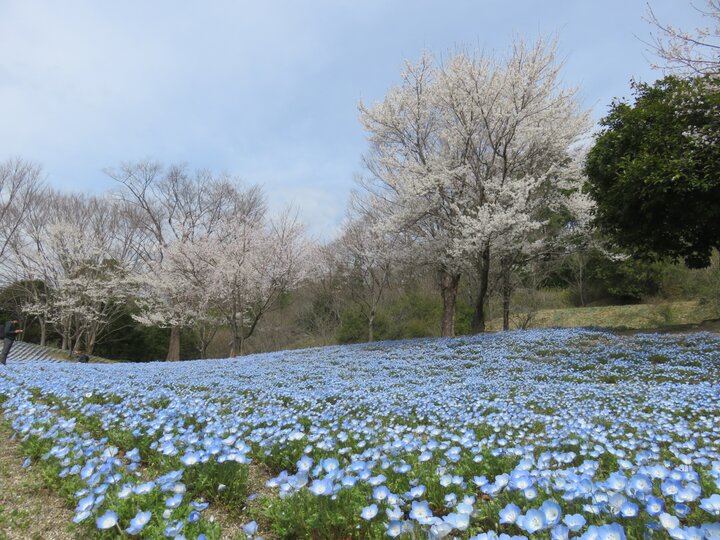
[95,510,118,530]
[518,509,546,534]
[563,513,585,532]
[126,510,152,535]
[699,493,720,515]
[540,500,562,526]
[361,504,378,520]
[499,503,521,524]
[242,520,258,536]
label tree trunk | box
[39,318,47,347]
[577,258,586,307]
[166,326,181,361]
[501,260,512,331]
[439,270,461,337]
[471,245,491,334]
[368,311,375,342]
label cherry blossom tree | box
[359,39,590,335]
[204,206,310,356]
[10,192,139,352]
[109,161,236,360]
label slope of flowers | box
[1,328,719,539]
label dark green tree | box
[585,75,720,268]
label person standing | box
[1,319,23,365]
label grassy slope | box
[486,299,720,332]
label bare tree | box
[336,213,393,342]
[0,158,44,266]
[644,1,720,76]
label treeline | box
[1,24,718,360]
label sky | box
[0,0,710,238]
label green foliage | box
[589,256,662,302]
[183,460,249,512]
[262,488,386,540]
[382,294,441,339]
[585,75,720,269]
[337,294,441,343]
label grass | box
[0,421,77,540]
[486,299,720,332]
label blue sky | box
[0,1,709,238]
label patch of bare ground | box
[0,420,77,540]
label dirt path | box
[0,420,76,540]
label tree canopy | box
[585,75,720,268]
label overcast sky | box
[0,1,709,238]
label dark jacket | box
[4,321,21,341]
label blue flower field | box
[1,328,719,539]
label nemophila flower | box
[469,533,499,540]
[524,486,538,500]
[439,474,452,487]
[340,475,355,488]
[499,503,521,524]
[646,496,664,516]
[456,502,473,515]
[593,523,626,540]
[163,520,184,537]
[297,455,313,472]
[519,509,546,534]
[408,485,426,498]
[126,511,152,535]
[361,504,378,520]
[444,493,457,508]
[495,473,510,488]
[368,474,386,486]
[73,511,92,524]
[190,500,209,511]
[444,512,469,531]
[134,481,155,495]
[242,521,258,536]
[702,522,720,537]
[619,501,638,518]
[626,474,653,496]
[659,512,680,530]
[551,525,569,540]
[473,476,489,487]
[682,527,705,540]
[386,506,403,520]
[321,457,340,474]
[430,521,453,538]
[95,510,118,530]
[661,479,682,497]
[187,511,200,523]
[373,486,390,501]
[386,520,404,538]
[409,501,432,522]
[76,494,95,513]
[180,451,200,466]
[699,493,720,515]
[540,500,561,526]
[308,478,333,496]
[166,493,183,508]
[674,503,690,518]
